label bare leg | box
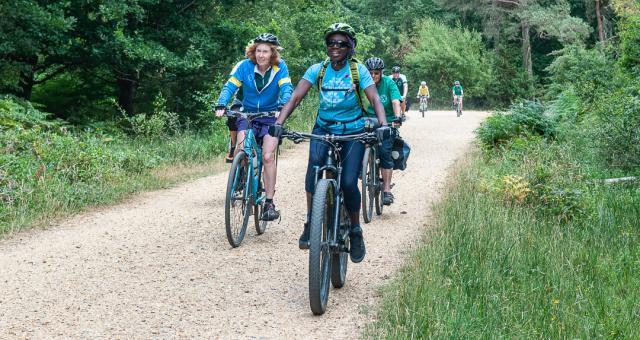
[235,130,246,154]
[349,211,360,226]
[382,168,393,192]
[261,135,279,199]
[230,130,237,147]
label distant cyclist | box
[364,57,402,206]
[391,66,408,115]
[417,81,430,100]
[451,80,464,114]
[215,33,293,221]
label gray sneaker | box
[261,203,280,221]
[382,192,394,206]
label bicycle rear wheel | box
[225,151,251,247]
[374,151,384,216]
[330,202,349,288]
[309,179,335,315]
[361,146,375,223]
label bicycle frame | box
[228,111,275,208]
[284,131,378,252]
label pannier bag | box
[392,136,410,171]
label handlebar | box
[281,129,379,145]
[222,109,278,120]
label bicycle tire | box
[330,203,349,288]
[225,151,251,247]
[309,179,334,315]
[253,175,267,235]
[374,147,384,216]
[361,147,374,223]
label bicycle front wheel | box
[309,179,335,315]
[253,175,267,235]
[330,203,349,288]
[225,151,251,247]
[361,146,375,223]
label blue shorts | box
[236,116,276,139]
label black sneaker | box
[382,192,394,206]
[261,202,280,221]
[349,226,366,263]
[299,222,310,249]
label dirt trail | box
[0,110,488,338]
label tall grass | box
[370,97,640,338]
[370,152,640,338]
[0,94,316,234]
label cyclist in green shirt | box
[452,80,464,113]
[391,66,408,115]
[364,57,402,205]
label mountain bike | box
[223,110,277,248]
[418,95,428,117]
[453,96,462,117]
[282,129,379,315]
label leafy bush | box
[476,101,556,147]
[120,93,180,138]
[589,77,640,171]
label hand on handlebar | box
[376,125,391,143]
[215,105,226,117]
[268,123,284,139]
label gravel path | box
[0,110,487,338]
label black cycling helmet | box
[365,57,385,71]
[392,65,401,73]
[324,23,357,48]
[254,33,282,49]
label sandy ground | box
[0,110,488,339]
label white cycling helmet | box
[421,81,426,86]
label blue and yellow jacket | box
[217,59,293,112]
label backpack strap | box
[349,59,365,111]
[316,58,330,90]
[316,58,365,111]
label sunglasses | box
[326,39,350,49]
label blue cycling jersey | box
[303,61,374,134]
[217,59,293,112]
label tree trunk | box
[595,0,605,43]
[521,20,532,78]
[17,57,37,100]
[117,77,137,116]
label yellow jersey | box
[418,85,430,96]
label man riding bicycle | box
[391,66,408,116]
[215,33,293,221]
[364,57,402,206]
[451,80,464,114]
[269,23,389,263]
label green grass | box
[369,148,640,338]
[0,95,316,235]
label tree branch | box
[179,1,196,14]
[34,64,69,84]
